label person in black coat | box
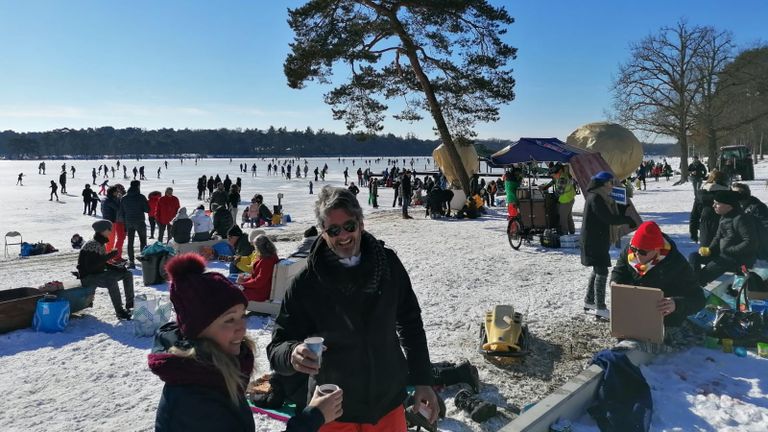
[82,184,93,214]
[401,171,413,219]
[210,183,228,211]
[580,171,635,318]
[267,186,438,428]
[732,182,768,227]
[211,203,234,238]
[149,254,339,432]
[119,180,149,268]
[689,190,758,285]
[687,155,707,194]
[77,220,133,320]
[689,173,729,244]
[226,224,255,274]
[611,221,705,332]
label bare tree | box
[691,28,735,169]
[611,20,711,183]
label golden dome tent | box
[566,122,643,181]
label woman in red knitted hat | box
[148,253,342,431]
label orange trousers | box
[319,406,406,432]
[106,222,126,259]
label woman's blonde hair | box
[169,335,256,405]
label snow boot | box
[116,308,132,320]
[454,389,496,423]
[433,361,481,394]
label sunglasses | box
[325,219,358,237]
[629,246,651,256]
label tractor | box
[718,145,754,181]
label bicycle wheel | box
[507,219,523,250]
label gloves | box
[625,217,637,229]
[699,247,710,257]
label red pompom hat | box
[165,253,247,338]
[630,221,664,251]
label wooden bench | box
[247,257,308,316]
[168,236,222,255]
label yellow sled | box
[479,305,530,358]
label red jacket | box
[156,195,180,225]
[241,255,279,302]
[148,192,162,218]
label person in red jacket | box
[147,191,162,239]
[156,187,180,243]
[236,234,279,302]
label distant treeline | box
[642,143,679,157]
[0,126,677,159]
[0,127,514,159]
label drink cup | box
[722,338,733,353]
[317,384,339,396]
[304,336,324,366]
[757,342,768,358]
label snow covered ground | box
[0,155,766,431]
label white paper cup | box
[317,384,339,396]
[304,336,324,366]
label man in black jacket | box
[120,180,149,269]
[401,171,413,219]
[81,184,93,215]
[267,186,438,429]
[611,221,705,343]
[77,220,134,320]
[209,183,228,211]
[732,182,768,226]
[211,203,234,238]
[687,156,707,194]
[689,190,758,285]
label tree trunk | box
[385,12,472,195]
[677,129,689,183]
[706,127,718,171]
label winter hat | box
[175,207,189,220]
[166,254,247,339]
[227,224,243,238]
[713,190,741,207]
[92,220,113,233]
[630,221,664,251]
[130,180,141,189]
[304,226,318,238]
[591,171,614,182]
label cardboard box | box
[610,283,665,344]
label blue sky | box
[0,0,765,141]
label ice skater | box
[49,180,59,201]
[99,179,109,195]
[16,172,24,185]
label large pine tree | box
[284,0,516,193]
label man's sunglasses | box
[325,220,358,237]
[629,246,651,256]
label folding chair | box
[4,231,23,258]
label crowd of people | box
[25,153,767,430]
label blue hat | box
[592,171,614,182]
